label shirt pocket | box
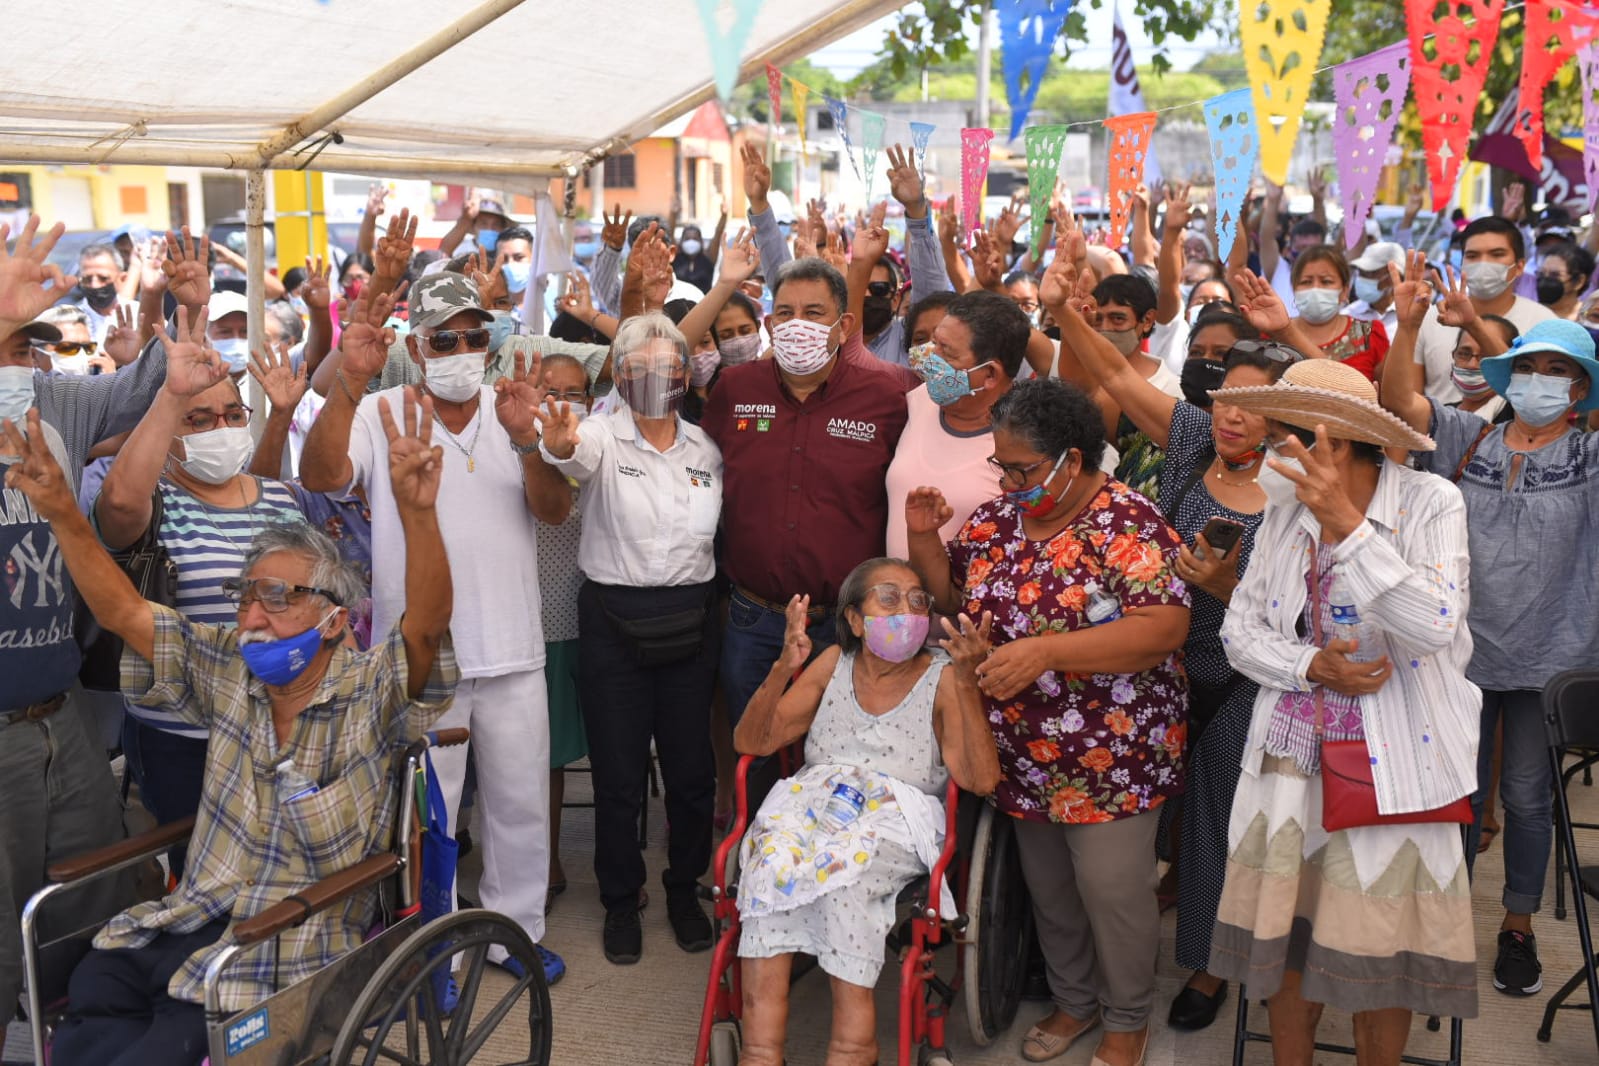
[280,773,369,879]
[687,478,721,538]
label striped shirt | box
[95,477,308,736]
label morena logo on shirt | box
[825,417,878,444]
[685,466,715,487]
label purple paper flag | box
[961,128,998,243]
[1000,0,1074,141]
[910,121,937,185]
[1204,89,1258,262]
[1583,44,1599,215]
[826,95,861,183]
[1331,44,1412,250]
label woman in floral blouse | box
[907,378,1190,1066]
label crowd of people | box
[1,140,1596,1066]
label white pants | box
[427,669,550,945]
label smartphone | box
[1196,517,1245,559]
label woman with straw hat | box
[1378,310,1599,998]
[1207,359,1480,1063]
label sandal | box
[1022,1009,1101,1062]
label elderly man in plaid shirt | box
[1,384,456,1066]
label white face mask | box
[1293,288,1342,325]
[177,425,253,485]
[1257,441,1312,508]
[1463,261,1513,301]
[770,317,838,376]
[423,351,487,402]
[212,336,251,374]
[50,352,91,376]
[0,365,34,424]
[680,238,703,256]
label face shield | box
[614,345,688,418]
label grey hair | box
[240,524,365,610]
[772,257,848,316]
[611,311,688,367]
[834,557,917,656]
[79,242,126,271]
[266,301,304,345]
[35,304,91,329]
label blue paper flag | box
[909,121,937,184]
[1000,0,1074,141]
[696,0,766,102]
[1204,88,1258,261]
[826,94,861,182]
[860,110,888,201]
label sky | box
[808,2,1228,79]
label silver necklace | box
[433,412,484,472]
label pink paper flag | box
[1331,44,1413,250]
[765,63,783,127]
[1103,111,1157,251]
[961,128,997,243]
[1515,0,1599,168]
[1582,44,1599,213]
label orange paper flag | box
[1515,0,1599,167]
[1104,111,1158,250]
[1406,0,1505,210]
[1240,0,1333,184]
[792,80,811,161]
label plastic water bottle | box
[1084,581,1122,625]
[817,779,865,834]
[1327,570,1379,663]
[276,760,320,805]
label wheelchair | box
[21,728,552,1066]
[693,754,1040,1066]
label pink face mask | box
[689,348,721,387]
[861,613,930,662]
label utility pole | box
[975,1,993,129]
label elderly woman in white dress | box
[731,557,1000,1066]
[1206,360,1479,1065]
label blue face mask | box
[485,310,516,352]
[914,349,993,407]
[212,337,251,373]
[1506,371,1577,427]
[238,607,339,687]
[501,259,531,294]
[475,228,500,255]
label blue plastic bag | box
[419,742,459,1006]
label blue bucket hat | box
[1480,318,1599,413]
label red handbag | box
[1308,542,1474,833]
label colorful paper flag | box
[1103,112,1157,251]
[1108,1,1162,188]
[1204,89,1259,261]
[1024,125,1070,256]
[1240,0,1332,185]
[999,0,1074,141]
[909,121,937,186]
[860,110,888,202]
[792,80,811,161]
[961,128,997,243]
[1583,44,1599,213]
[765,63,784,128]
[1331,44,1413,250]
[1515,0,1599,168]
[694,0,766,102]
[826,95,861,182]
[1405,0,1506,211]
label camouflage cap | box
[409,272,494,332]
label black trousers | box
[51,920,226,1066]
[578,580,719,913]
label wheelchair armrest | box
[231,853,401,948]
[47,816,198,884]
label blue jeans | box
[720,589,837,728]
[1465,689,1550,914]
[121,717,208,879]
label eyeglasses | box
[422,328,492,354]
[987,454,1054,490]
[862,583,933,614]
[221,577,342,612]
[1012,299,1041,313]
[182,405,252,433]
[548,389,590,404]
[866,281,898,299]
[1230,339,1305,364]
[36,342,98,356]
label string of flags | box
[746,0,1596,258]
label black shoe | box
[666,887,714,952]
[603,906,642,965]
[1493,929,1542,995]
[1167,981,1229,1031]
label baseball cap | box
[476,198,515,225]
[408,273,494,332]
[1349,241,1405,274]
[206,290,250,322]
[12,319,62,344]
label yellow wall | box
[273,171,328,275]
[9,165,174,232]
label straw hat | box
[1209,359,1436,452]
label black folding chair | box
[1536,669,1599,1052]
[1553,744,1599,921]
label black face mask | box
[80,281,118,313]
[861,296,895,336]
[1044,324,1061,342]
[1536,275,1568,306]
[1179,358,1228,408]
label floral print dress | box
[946,481,1191,823]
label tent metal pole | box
[251,0,532,167]
[245,169,268,441]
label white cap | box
[206,289,250,322]
[1349,241,1405,274]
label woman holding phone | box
[1039,247,1300,1032]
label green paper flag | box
[1024,125,1069,257]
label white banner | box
[1109,1,1162,190]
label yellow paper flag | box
[1240,0,1332,185]
[792,80,811,162]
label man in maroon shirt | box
[702,258,912,723]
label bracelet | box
[511,437,542,456]
[335,369,360,405]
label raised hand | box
[939,611,994,683]
[471,254,509,310]
[372,208,417,281]
[905,486,954,536]
[365,182,389,220]
[377,387,444,513]
[936,197,960,245]
[493,348,546,446]
[741,143,772,211]
[717,227,761,286]
[779,594,814,674]
[853,201,890,264]
[1501,182,1526,224]
[1402,185,1425,225]
[1307,167,1329,203]
[139,236,168,294]
[162,227,213,310]
[819,228,848,275]
[1269,424,1367,540]
[601,203,632,251]
[302,255,332,310]
[532,392,582,459]
[884,143,925,212]
[248,341,308,414]
[153,305,227,397]
[1387,249,1434,329]
[992,204,1024,251]
[805,198,829,246]
[970,230,1005,290]
[336,287,399,379]
[102,304,141,366]
[1231,268,1292,335]
[1163,182,1194,235]
[557,271,597,322]
[0,215,76,330]
[631,225,675,309]
[0,409,78,522]
[463,192,482,223]
[1435,264,1476,328]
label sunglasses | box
[866,281,899,299]
[422,328,492,354]
[38,342,98,356]
[1230,339,1305,364]
[221,577,342,613]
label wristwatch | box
[511,437,542,456]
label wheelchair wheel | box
[330,909,552,1066]
[707,1020,741,1065]
[962,803,1035,1047]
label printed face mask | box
[177,425,253,485]
[861,613,930,663]
[238,606,340,686]
[916,350,993,406]
[423,351,486,402]
[1506,371,1576,427]
[770,317,838,376]
[1004,450,1071,517]
[1450,364,1492,397]
[688,348,721,387]
[718,333,763,366]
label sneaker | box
[604,906,643,965]
[666,887,714,953]
[1493,930,1542,995]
